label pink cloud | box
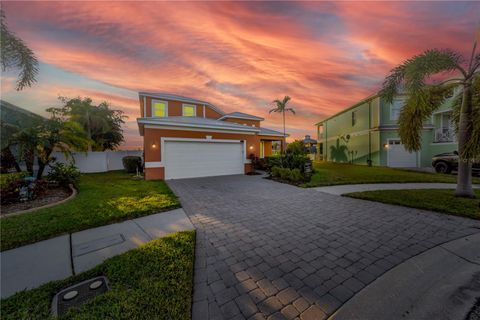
[2,1,478,146]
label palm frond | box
[0,10,39,90]
[269,108,280,113]
[380,49,462,104]
[398,84,457,152]
[285,108,296,114]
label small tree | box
[13,117,89,179]
[35,118,89,179]
[48,97,127,151]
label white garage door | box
[164,140,244,179]
[387,139,417,168]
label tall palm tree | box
[0,10,38,91]
[269,96,295,152]
[380,40,480,198]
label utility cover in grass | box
[51,276,110,316]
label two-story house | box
[137,93,286,180]
[315,92,457,168]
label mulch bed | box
[1,187,72,216]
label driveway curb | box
[314,183,480,195]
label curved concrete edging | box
[314,183,480,196]
[329,232,480,320]
[1,184,77,218]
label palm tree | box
[0,10,38,90]
[269,96,295,152]
[34,118,89,178]
[380,40,480,198]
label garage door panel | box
[164,141,244,179]
[387,141,417,168]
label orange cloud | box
[1,1,478,146]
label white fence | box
[48,151,143,173]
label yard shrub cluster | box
[46,162,81,188]
[267,141,312,184]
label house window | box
[182,104,196,117]
[390,99,404,121]
[351,111,357,126]
[152,100,167,117]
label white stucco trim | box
[151,99,169,117]
[182,103,197,117]
[145,161,163,168]
[143,96,147,117]
[160,137,249,165]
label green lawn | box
[345,189,480,220]
[1,231,195,320]
[1,171,180,251]
[303,162,479,187]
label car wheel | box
[434,162,450,174]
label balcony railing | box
[435,128,456,143]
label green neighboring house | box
[315,91,457,168]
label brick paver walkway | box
[167,175,480,320]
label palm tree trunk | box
[455,83,475,198]
[282,111,286,154]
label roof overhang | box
[219,114,265,121]
[137,118,260,136]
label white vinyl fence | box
[47,151,143,174]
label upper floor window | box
[152,100,167,117]
[182,104,196,117]
[390,99,404,121]
[351,111,357,126]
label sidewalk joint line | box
[69,233,75,275]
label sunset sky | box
[1,1,479,149]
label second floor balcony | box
[434,127,456,143]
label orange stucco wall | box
[143,128,285,180]
[142,96,222,119]
[264,140,273,157]
[224,118,261,127]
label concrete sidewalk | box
[0,208,194,299]
[330,232,480,320]
[314,183,480,196]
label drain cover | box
[51,276,110,316]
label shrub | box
[289,168,303,182]
[270,166,304,183]
[282,153,310,171]
[0,172,29,189]
[122,156,142,173]
[46,162,81,187]
[286,140,307,155]
[0,176,48,205]
[265,156,282,170]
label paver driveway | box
[167,175,480,320]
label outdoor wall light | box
[152,142,157,148]
[249,146,254,150]
[383,143,389,148]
